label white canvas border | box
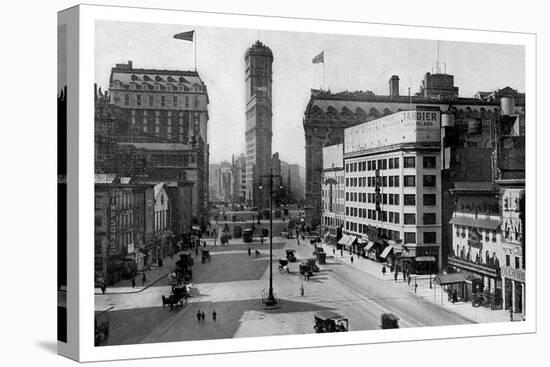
[77,4,537,362]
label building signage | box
[467,228,482,249]
[109,189,118,255]
[501,266,525,283]
[402,111,440,128]
[127,243,134,254]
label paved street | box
[96,236,473,346]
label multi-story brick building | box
[244,41,273,208]
[343,108,443,272]
[107,61,210,218]
[303,72,525,228]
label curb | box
[94,269,170,296]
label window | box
[515,256,520,269]
[346,178,349,187]
[382,159,387,170]
[389,176,394,187]
[382,194,388,205]
[389,194,394,205]
[404,232,416,244]
[161,95,166,106]
[394,194,400,205]
[367,161,372,170]
[124,94,129,105]
[94,196,102,209]
[136,94,141,106]
[404,194,416,206]
[423,175,436,187]
[404,156,415,168]
[506,254,511,267]
[345,164,349,172]
[394,157,399,169]
[404,213,416,225]
[389,212,394,223]
[394,212,400,224]
[149,94,154,106]
[362,161,367,171]
[404,175,416,187]
[185,96,190,107]
[173,95,178,107]
[382,176,387,187]
[346,207,349,215]
[194,96,199,107]
[394,176,400,187]
[423,156,436,169]
[389,158,394,169]
[345,192,349,201]
[423,232,436,244]
[423,194,436,206]
[423,213,436,225]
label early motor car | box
[313,311,348,333]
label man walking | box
[403,270,406,282]
[382,265,386,277]
[100,280,106,294]
[394,270,398,283]
[248,247,251,256]
[142,272,146,286]
[131,278,136,288]
[350,256,354,264]
[407,272,411,286]
[201,311,206,322]
[212,310,217,322]
[300,284,304,297]
[196,310,201,324]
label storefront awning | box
[433,272,466,285]
[365,241,375,251]
[449,216,500,230]
[346,236,357,246]
[337,235,349,245]
[416,256,436,262]
[192,226,201,231]
[322,232,330,240]
[379,246,393,259]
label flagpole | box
[323,60,325,91]
[194,33,197,72]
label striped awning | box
[346,236,357,246]
[434,272,466,285]
[337,235,349,245]
[365,241,375,251]
[449,216,500,230]
[380,246,393,259]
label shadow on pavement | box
[101,298,336,346]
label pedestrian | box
[351,256,354,264]
[100,281,106,294]
[212,310,217,322]
[340,249,343,257]
[248,247,251,256]
[297,238,300,246]
[302,234,305,241]
[261,237,264,244]
[382,265,386,277]
[197,310,201,323]
[300,284,304,297]
[131,278,136,288]
[414,282,418,293]
[394,271,398,283]
[195,247,199,256]
[142,272,146,286]
[201,311,206,322]
[407,272,411,286]
[333,248,335,256]
[403,270,406,282]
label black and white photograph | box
[92,18,527,347]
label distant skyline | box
[95,20,525,167]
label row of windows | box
[345,156,437,173]
[345,206,437,225]
[345,175,436,188]
[345,193,436,206]
[124,93,200,108]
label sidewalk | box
[316,240,523,324]
[94,249,201,295]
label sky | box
[95,20,525,167]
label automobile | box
[261,228,269,237]
[306,258,320,272]
[380,313,399,329]
[313,311,348,333]
[299,263,313,277]
[285,249,297,262]
[242,228,254,243]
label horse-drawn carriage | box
[285,249,297,262]
[162,284,188,311]
[278,259,290,273]
[299,262,313,278]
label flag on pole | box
[312,51,324,64]
[173,30,195,41]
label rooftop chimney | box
[389,75,400,98]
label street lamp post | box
[260,169,282,307]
